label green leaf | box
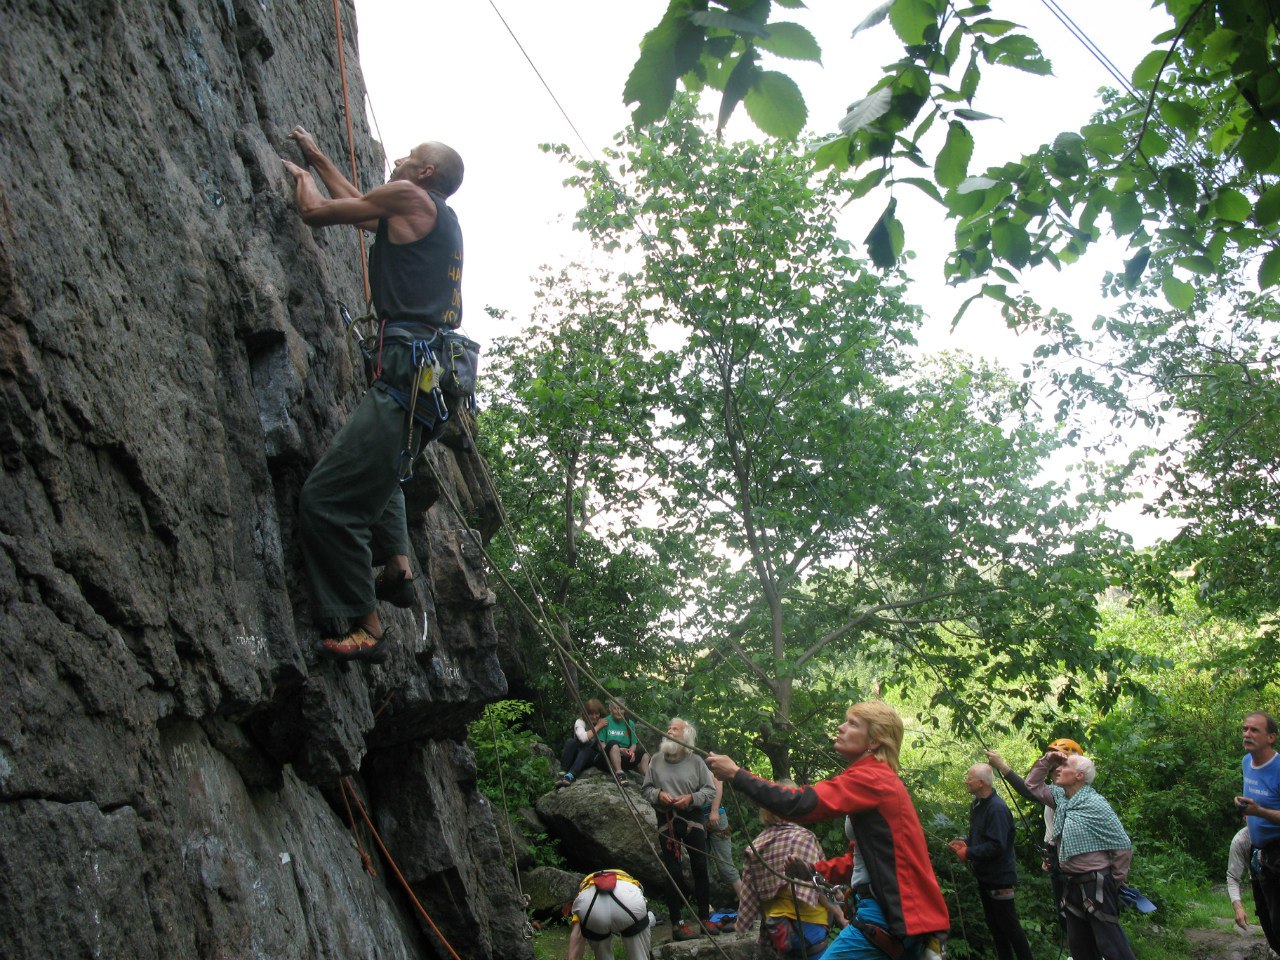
[952,109,999,121]
[1131,49,1167,89]
[1238,123,1280,174]
[1201,28,1241,67]
[1260,246,1280,289]
[847,166,890,200]
[851,1,893,39]
[1138,128,1170,158]
[1123,247,1150,289]
[1109,191,1144,235]
[744,70,807,139]
[1161,274,1195,310]
[865,198,904,268]
[1174,255,1215,276]
[1210,188,1252,223]
[1158,100,1201,135]
[960,52,981,99]
[718,52,760,135]
[889,0,936,46]
[968,18,1018,37]
[688,10,768,38]
[897,176,944,203]
[956,175,998,195]
[1162,166,1198,206]
[992,218,1031,269]
[935,121,974,188]
[757,22,822,62]
[838,88,893,135]
[624,4,705,126]
[1081,123,1126,158]
[981,283,1016,306]
[1254,183,1280,226]
[810,135,851,171]
[983,34,1052,74]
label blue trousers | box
[821,898,923,960]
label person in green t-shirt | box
[601,699,650,783]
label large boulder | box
[535,772,665,887]
[523,865,582,914]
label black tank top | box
[368,191,463,329]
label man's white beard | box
[661,738,689,761]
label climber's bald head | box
[391,142,464,197]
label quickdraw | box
[337,298,378,362]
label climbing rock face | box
[0,1,524,957]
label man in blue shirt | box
[1237,711,1280,954]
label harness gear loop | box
[398,350,427,482]
[337,299,377,362]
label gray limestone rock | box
[535,774,666,889]
[522,865,583,914]
[654,929,771,960]
[0,0,526,956]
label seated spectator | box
[739,789,844,959]
[557,699,608,789]
[601,699,650,784]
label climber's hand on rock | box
[289,126,324,165]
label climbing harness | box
[1063,869,1122,924]
[576,871,649,942]
[361,323,482,481]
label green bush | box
[469,699,564,867]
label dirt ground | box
[1184,919,1274,960]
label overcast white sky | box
[346,0,1177,544]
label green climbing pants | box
[298,340,446,625]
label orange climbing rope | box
[329,0,372,306]
[340,777,466,960]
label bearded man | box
[640,718,717,941]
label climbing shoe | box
[319,625,390,664]
[701,919,722,936]
[671,923,697,942]
[374,570,416,608]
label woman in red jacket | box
[707,702,948,959]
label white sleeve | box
[1228,827,1251,904]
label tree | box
[626,1,1279,288]
[624,1,1280,624]
[478,267,697,713]
[538,101,1135,778]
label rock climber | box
[281,127,464,663]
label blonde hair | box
[585,698,605,719]
[847,702,904,773]
[759,780,797,826]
